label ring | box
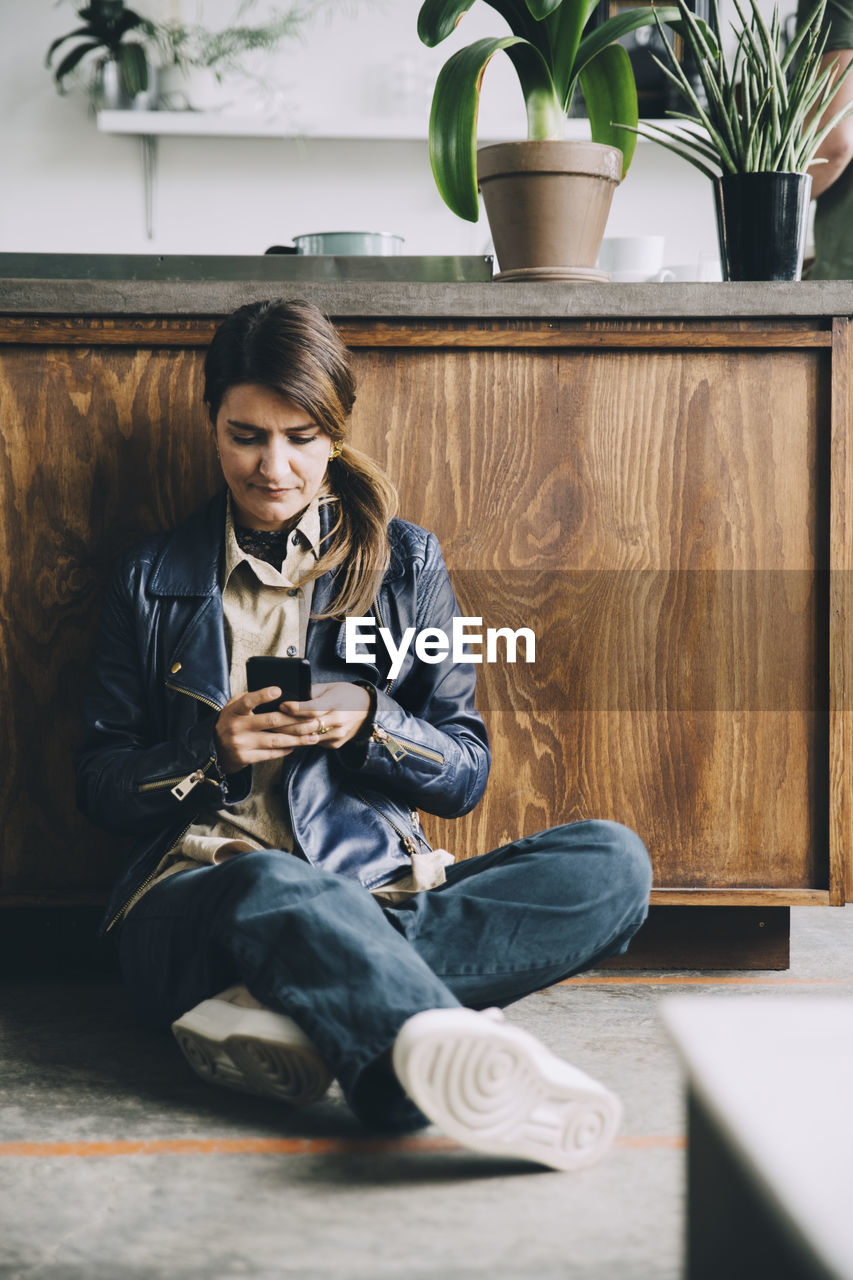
[317,718,330,735]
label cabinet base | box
[604,906,790,971]
[0,903,792,976]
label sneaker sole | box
[392,1009,622,1171]
[171,1000,332,1107]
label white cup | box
[659,254,723,282]
[598,235,666,278]
[659,264,698,280]
[608,268,675,282]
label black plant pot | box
[713,172,812,281]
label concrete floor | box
[1,906,852,1280]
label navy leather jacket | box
[76,492,491,936]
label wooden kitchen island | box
[2,275,853,970]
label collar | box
[148,489,342,600]
[145,487,403,605]
[223,490,323,584]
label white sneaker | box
[391,1007,622,1171]
[171,984,333,1106]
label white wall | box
[0,0,753,267]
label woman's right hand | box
[213,687,321,774]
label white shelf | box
[96,109,600,143]
[97,109,439,141]
[97,109,695,143]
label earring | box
[329,443,342,460]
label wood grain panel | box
[0,316,832,350]
[830,317,853,903]
[343,325,832,350]
[350,345,825,890]
[0,343,219,894]
[649,889,830,904]
[0,320,833,905]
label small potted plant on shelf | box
[619,0,853,279]
[46,0,152,109]
[144,3,314,113]
[417,0,713,281]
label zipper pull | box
[403,835,417,856]
[410,810,421,835]
[371,724,407,762]
[171,769,206,801]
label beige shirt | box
[125,496,320,912]
[180,492,321,856]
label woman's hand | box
[213,682,372,773]
[280,682,372,752]
[213,687,322,773]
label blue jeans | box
[118,820,651,1131]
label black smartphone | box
[247,657,312,714]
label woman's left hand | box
[280,682,372,750]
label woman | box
[76,298,651,1172]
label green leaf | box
[748,0,787,116]
[580,43,637,173]
[662,113,728,162]
[418,0,480,47]
[800,97,853,166]
[647,8,738,168]
[427,35,560,220]
[116,9,145,38]
[52,40,102,88]
[743,83,772,166]
[549,0,599,109]
[45,27,98,66]
[572,6,688,99]
[119,41,148,95]
[663,0,721,64]
[418,0,539,46]
[648,45,738,170]
[619,121,720,179]
[525,0,563,17]
[781,0,826,72]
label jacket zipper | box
[104,818,195,934]
[366,595,441,761]
[109,681,224,932]
[137,756,217,799]
[355,789,428,858]
[371,600,396,696]
[164,680,222,712]
[371,725,444,765]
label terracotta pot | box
[477,140,623,282]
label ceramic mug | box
[660,254,723,281]
[608,268,676,282]
[598,235,666,278]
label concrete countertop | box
[2,278,853,318]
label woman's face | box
[214,383,332,531]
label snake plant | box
[620,0,853,176]
[46,0,149,96]
[417,0,711,221]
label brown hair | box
[204,298,397,618]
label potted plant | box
[143,3,314,113]
[417,0,707,280]
[619,0,853,279]
[46,0,151,109]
